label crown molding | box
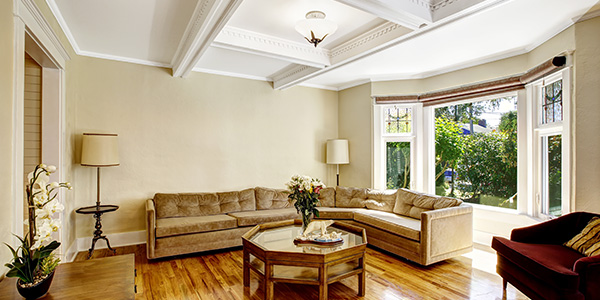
[45,0,80,54]
[16,0,71,68]
[77,50,171,68]
[192,67,271,82]
[213,26,331,68]
[171,0,244,78]
[271,64,321,90]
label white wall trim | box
[63,239,78,263]
[193,67,271,82]
[11,17,26,246]
[77,50,171,68]
[76,230,146,256]
[45,0,80,53]
[16,0,70,68]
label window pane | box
[386,142,410,189]
[434,97,517,209]
[544,135,562,217]
[542,80,563,124]
[384,106,412,134]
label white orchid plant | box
[286,175,325,230]
[4,164,71,285]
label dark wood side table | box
[75,204,119,259]
[0,254,135,300]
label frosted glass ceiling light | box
[295,11,337,47]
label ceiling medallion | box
[295,11,338,47]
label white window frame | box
[528,68,571,218]
[373,103,423,190]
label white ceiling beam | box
[212,26,331,68]
[171,0,244,78]
[272,22,412,90]
[335,0,431,29]
[272,65,322,90]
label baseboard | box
[76,230,146,254]
[473,230,506,247]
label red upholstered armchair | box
[492,212,600,300]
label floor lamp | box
[327,139,349,186]
[78,133,120,258]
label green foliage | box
[435,97,518,205]
[4,235,60,283]
[435,117,464,182]
[456,132,517,201]
[386,142,410,189]
[41,253,60,276]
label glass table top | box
[249,224,364,254]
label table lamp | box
[81,133,119,207]
[326,139,349,186]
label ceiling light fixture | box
[295,11,337,47]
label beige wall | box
[69,56,338,236]
[0,0,14,275]
[574,16,600,213]
[338,83,372,188]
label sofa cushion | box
[228,208,298,227]
[364,189,396,212]
[492,237,582,290]
[393,188,462,219]
[217,188,256,213]
[255,187,291,210]
[336,186,368,208]
[335,187,397,212]
[354,210,421,241]
[564,217,600,257]
[317,187,335,207]
[154,193,220,218]
[315,207,364,219]
[156,214,238,238]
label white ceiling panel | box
[52,0,197,65]
[194,46,292,80]
[304,0,599,89]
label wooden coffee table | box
[242,219,367,300]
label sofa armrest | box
[146,199,156,259]
[574,254,600,299]
[421,204,473,265]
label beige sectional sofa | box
[146,186,473,266]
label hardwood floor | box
[74,245,528,300]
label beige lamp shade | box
[81,133,120,167]
[326,139,349,164]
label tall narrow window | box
[374,104,417,190]
[434,97,518,209]
[386,141,411,189]
[541,135,562,216]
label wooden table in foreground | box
[242,219,367,300]
[0,254,135,300]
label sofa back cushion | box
[335,186,396,212]
[317,187,335,207]
[255,187,291,210]
[393,188,462,219]
[154,188,256,218]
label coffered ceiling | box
[48,0,599,90]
